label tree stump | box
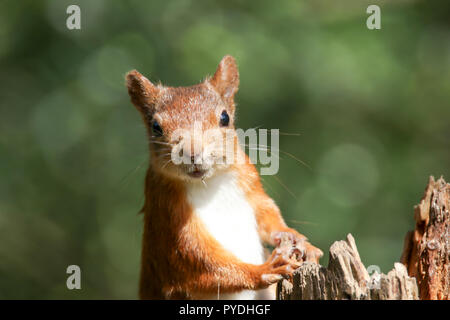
[277,234,419,300]
[277,176,449,300]
[400,176,449,300]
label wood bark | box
[277,234,419,300]
[400,176,449,300]
[277,176,449,300]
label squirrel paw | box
[302,242,323,264]
[257,249,301,288]
[272,230,323,264]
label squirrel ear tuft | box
[126,70,160,113]
[209,55,239,101]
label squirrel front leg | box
[236,160,323,263]
[249,193,323,263]
[168,223,300,298]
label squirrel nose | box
[190,152,202,165]
[182,145,202,164]
[181,136,203,165]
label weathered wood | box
[400,176,449,300]
[277,176,449,300]
[277,234,419,300]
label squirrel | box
[125,55,323,300]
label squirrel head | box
[126,55,241,182]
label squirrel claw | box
[261,274,283,285]
[272,229,323,264]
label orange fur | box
[126,56,323,299]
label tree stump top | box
[278,176,449,300]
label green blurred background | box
[0,0,449,299]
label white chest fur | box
[186,172,265,299]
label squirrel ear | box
[126,70,160,114]
[209,55,239,102]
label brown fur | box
[126,55,323,299]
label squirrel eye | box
[152,121,163,137]
[219,110,230,127]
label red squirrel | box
[126,55,323,299]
